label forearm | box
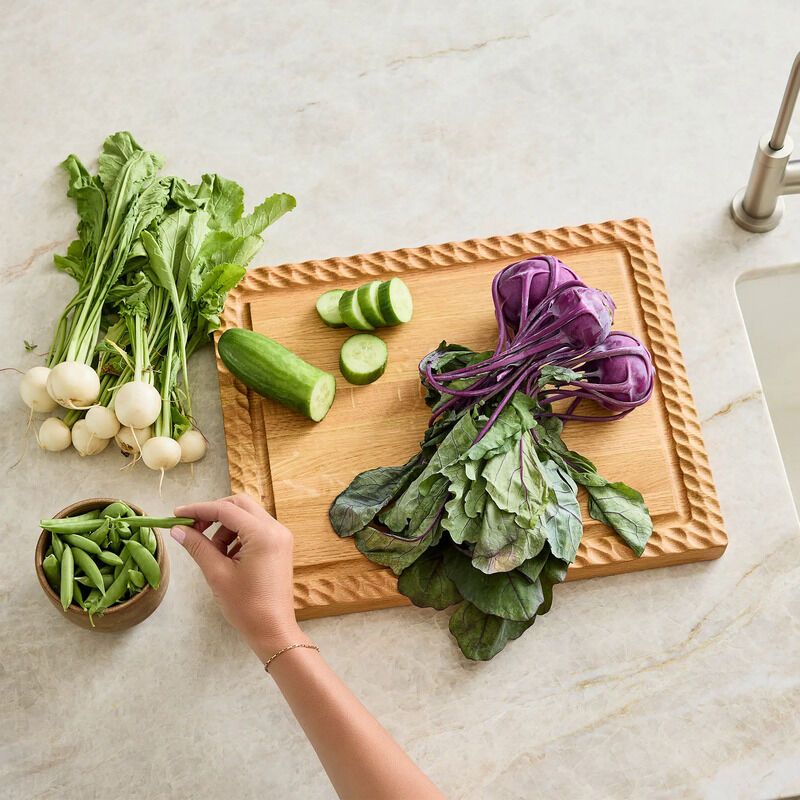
[262,638,444,800]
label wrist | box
[249,623,312,664]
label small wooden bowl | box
[35,498,170,632]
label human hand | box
[171,494,309,661]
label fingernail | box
[171,526,187,544]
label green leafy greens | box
[330,341,653,661]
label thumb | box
[171,525,226,581]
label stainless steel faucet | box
[732,52,800,232]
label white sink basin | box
[737,267,800,511]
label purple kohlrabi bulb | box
[585,331,654,408]
[496,256,582,329]
[548,285,615,350]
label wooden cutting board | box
[215,218,726,619]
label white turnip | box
[46,362,100,409]
[85,404,120,439]
[178,429,207,463]
[71,419,110,456]
[113,381,161,429]
[141,436,182,471]
[115,424,152,456]
[20,366,57,413]
[38,417,71,451]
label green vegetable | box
[356,281,387,327]
[339,334,388,385]
[315,290,346,327]
[218,328,336,423]
[60,546,74,611]
[71,548,106,595]
[42,554,60,591]
[377,278,413,325]
[98,550,124,567]
[61,533,102,556]
[123,539,161,589]
[338,289,375,331]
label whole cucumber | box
[218,328,336,422]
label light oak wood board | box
[215,218,727,619]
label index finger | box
[173,499,254,536]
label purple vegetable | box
[541,285,615,351]
[582,332,654,409]
[495,256,582,331]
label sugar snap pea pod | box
[61,533,102,556]
[94,556,135,611]
[69,509,102,522]
[124,539,161,589]
[113,561,124,580]
[60,546,74,610]
[98,550,124,567]
[50,532,64,561]
[40,518,103,534]
[116,522,133,540]
[89,518,111,546]
[45,545,53,558]
[103,573,114,589]
[138,527,157,555]
[75,576,94,586]
[109,527,120,550]
[71,547,106,596]
[98,565,113,575]
[85,588,101,606]
[102,501,135,518]
[42,553,60,591]
[127,569,146,590]
[73,579,85,607]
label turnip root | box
[46,362,100,409]
[72,419,110,456]
[141,436,181,471]
[115,424,152,456]
[114,381,161,429]
[38,417,71,451]
[20,366,57,413]
[178,429,207,463]
[86,405,120,439]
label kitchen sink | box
[736,267,800,511]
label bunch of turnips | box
[18,132,294,478]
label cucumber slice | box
[315,289,346,327]
[356,281,387,327]
[339,334,388,385]
[377,278,413,325]
[338,289,375,331]
[218,329,336,422]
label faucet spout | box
[732,52,800,232]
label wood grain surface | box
[215,218,727,619]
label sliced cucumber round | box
[356,280,387,327]
[338,289,375,331]
[377,278,413,325]
[339,334,388,385]
[315,289,346,327]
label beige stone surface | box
[1,2,798,798]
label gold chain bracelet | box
[263,643,319,673]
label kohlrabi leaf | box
[585,481,652,556]
[397,547,462,610]
[538,555,569,615]
[537,365,582,388]
[354,522,442,575]
[231,193,296,238]
[444,548,543,622]
[448,601,534,661]
[471,498,547,575]
[328,454,424,537]
[537,460,583,563]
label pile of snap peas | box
[40,502,193,623]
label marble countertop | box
[2,2,799,798]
